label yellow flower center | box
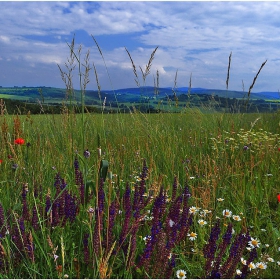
[190,232,196,237]
[179,272,185,278]
[251,240,258,246]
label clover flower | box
[83,149,90,158]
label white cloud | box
[0,1,280,91]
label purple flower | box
[83,149,90,158]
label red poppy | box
[277,193,280,203]
[278,147,280,151]
[0,159,2,164]
[14,138,25,145]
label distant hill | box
[0,85,279,103]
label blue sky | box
[1,1,280,92]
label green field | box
[0,108,280,278]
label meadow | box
[0,39,280,279]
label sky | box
[1,1,280,92]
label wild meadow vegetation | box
[0,38,280,279]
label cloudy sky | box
[1,1,280,92]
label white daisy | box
[217,198,224,202]
[222,209,232,218]
[189,206,199,215]
[198,219,207,226]
[256,262,267,269]
[248,237,261,248]
[241,257,247,265]
[248,262,256,271]
[232,215,241,221]
[236,269,242,275]
[187,232,197,241]
[267,257,274,262]
[176,269,187,279]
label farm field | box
[0,109,280,278]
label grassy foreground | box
[0,109,280,278]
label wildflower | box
[256,262,267,269]
[87,207,94,214]
[168,253,172,260]
[217,198,224,202]
[187,232,197,241]
[248,262,256,270]
[198,219,207,226]
[64,275,69,279]
[83,149,90,158]
[260,228,266,232]
[265,244,269,247]
[222,209,232,218]
[232,215,241,221]
[248,237,261,248]
[236,269,242,275]
[277,261,280,266]
[267,257,274,262]
[189,206,199,215]
[241,257,247,265]
[176,269,187,279]
[169,219,175,227]
[277,193,280,203]
[0,159,2,164]
[14,138,25,145]
[54,254,59,261]
[12,163,18,170]
[243,145,249,150]
[143,235,152,244]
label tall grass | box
[0,39,280,279]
